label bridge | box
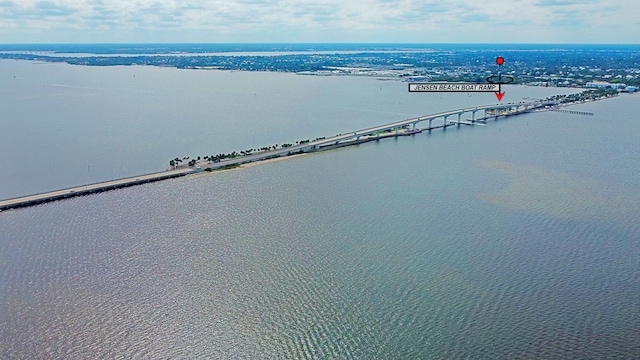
[0,100,551,212]
[0,168,194,211]
[267,99,552,153]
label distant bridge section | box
[300,99,552,147]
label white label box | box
[409,83,501,92]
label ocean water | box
[1,61,639,358]
[1,59,577,200]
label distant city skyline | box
[0,0,638,44]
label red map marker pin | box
[495,57,505,100]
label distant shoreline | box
[3,43,639,89]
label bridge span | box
[0,100,551,212]
[304,100,551,148]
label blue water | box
[0,62,639,358]
[0,59,579,200]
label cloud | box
[534,0,597,6]
[535,0,581,5]
[36,1,77,16]
[0,0,638,43]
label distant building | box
[586,81,626,90]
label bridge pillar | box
[472,110,477,122]
[457,113,462,126]
[395,127,399,136]
[443,115,449,130]
[412,122,417,130]
[428,118,433,130]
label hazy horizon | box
[2,42,640,46]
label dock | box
[551,109,595,116]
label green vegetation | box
[219,163,241,170]
[543,88,618,104]
[171,139,303,170]
[201,163,241,172]
[169,156,190,169]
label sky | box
[0,0,638,44]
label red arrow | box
[495,92,505,101]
